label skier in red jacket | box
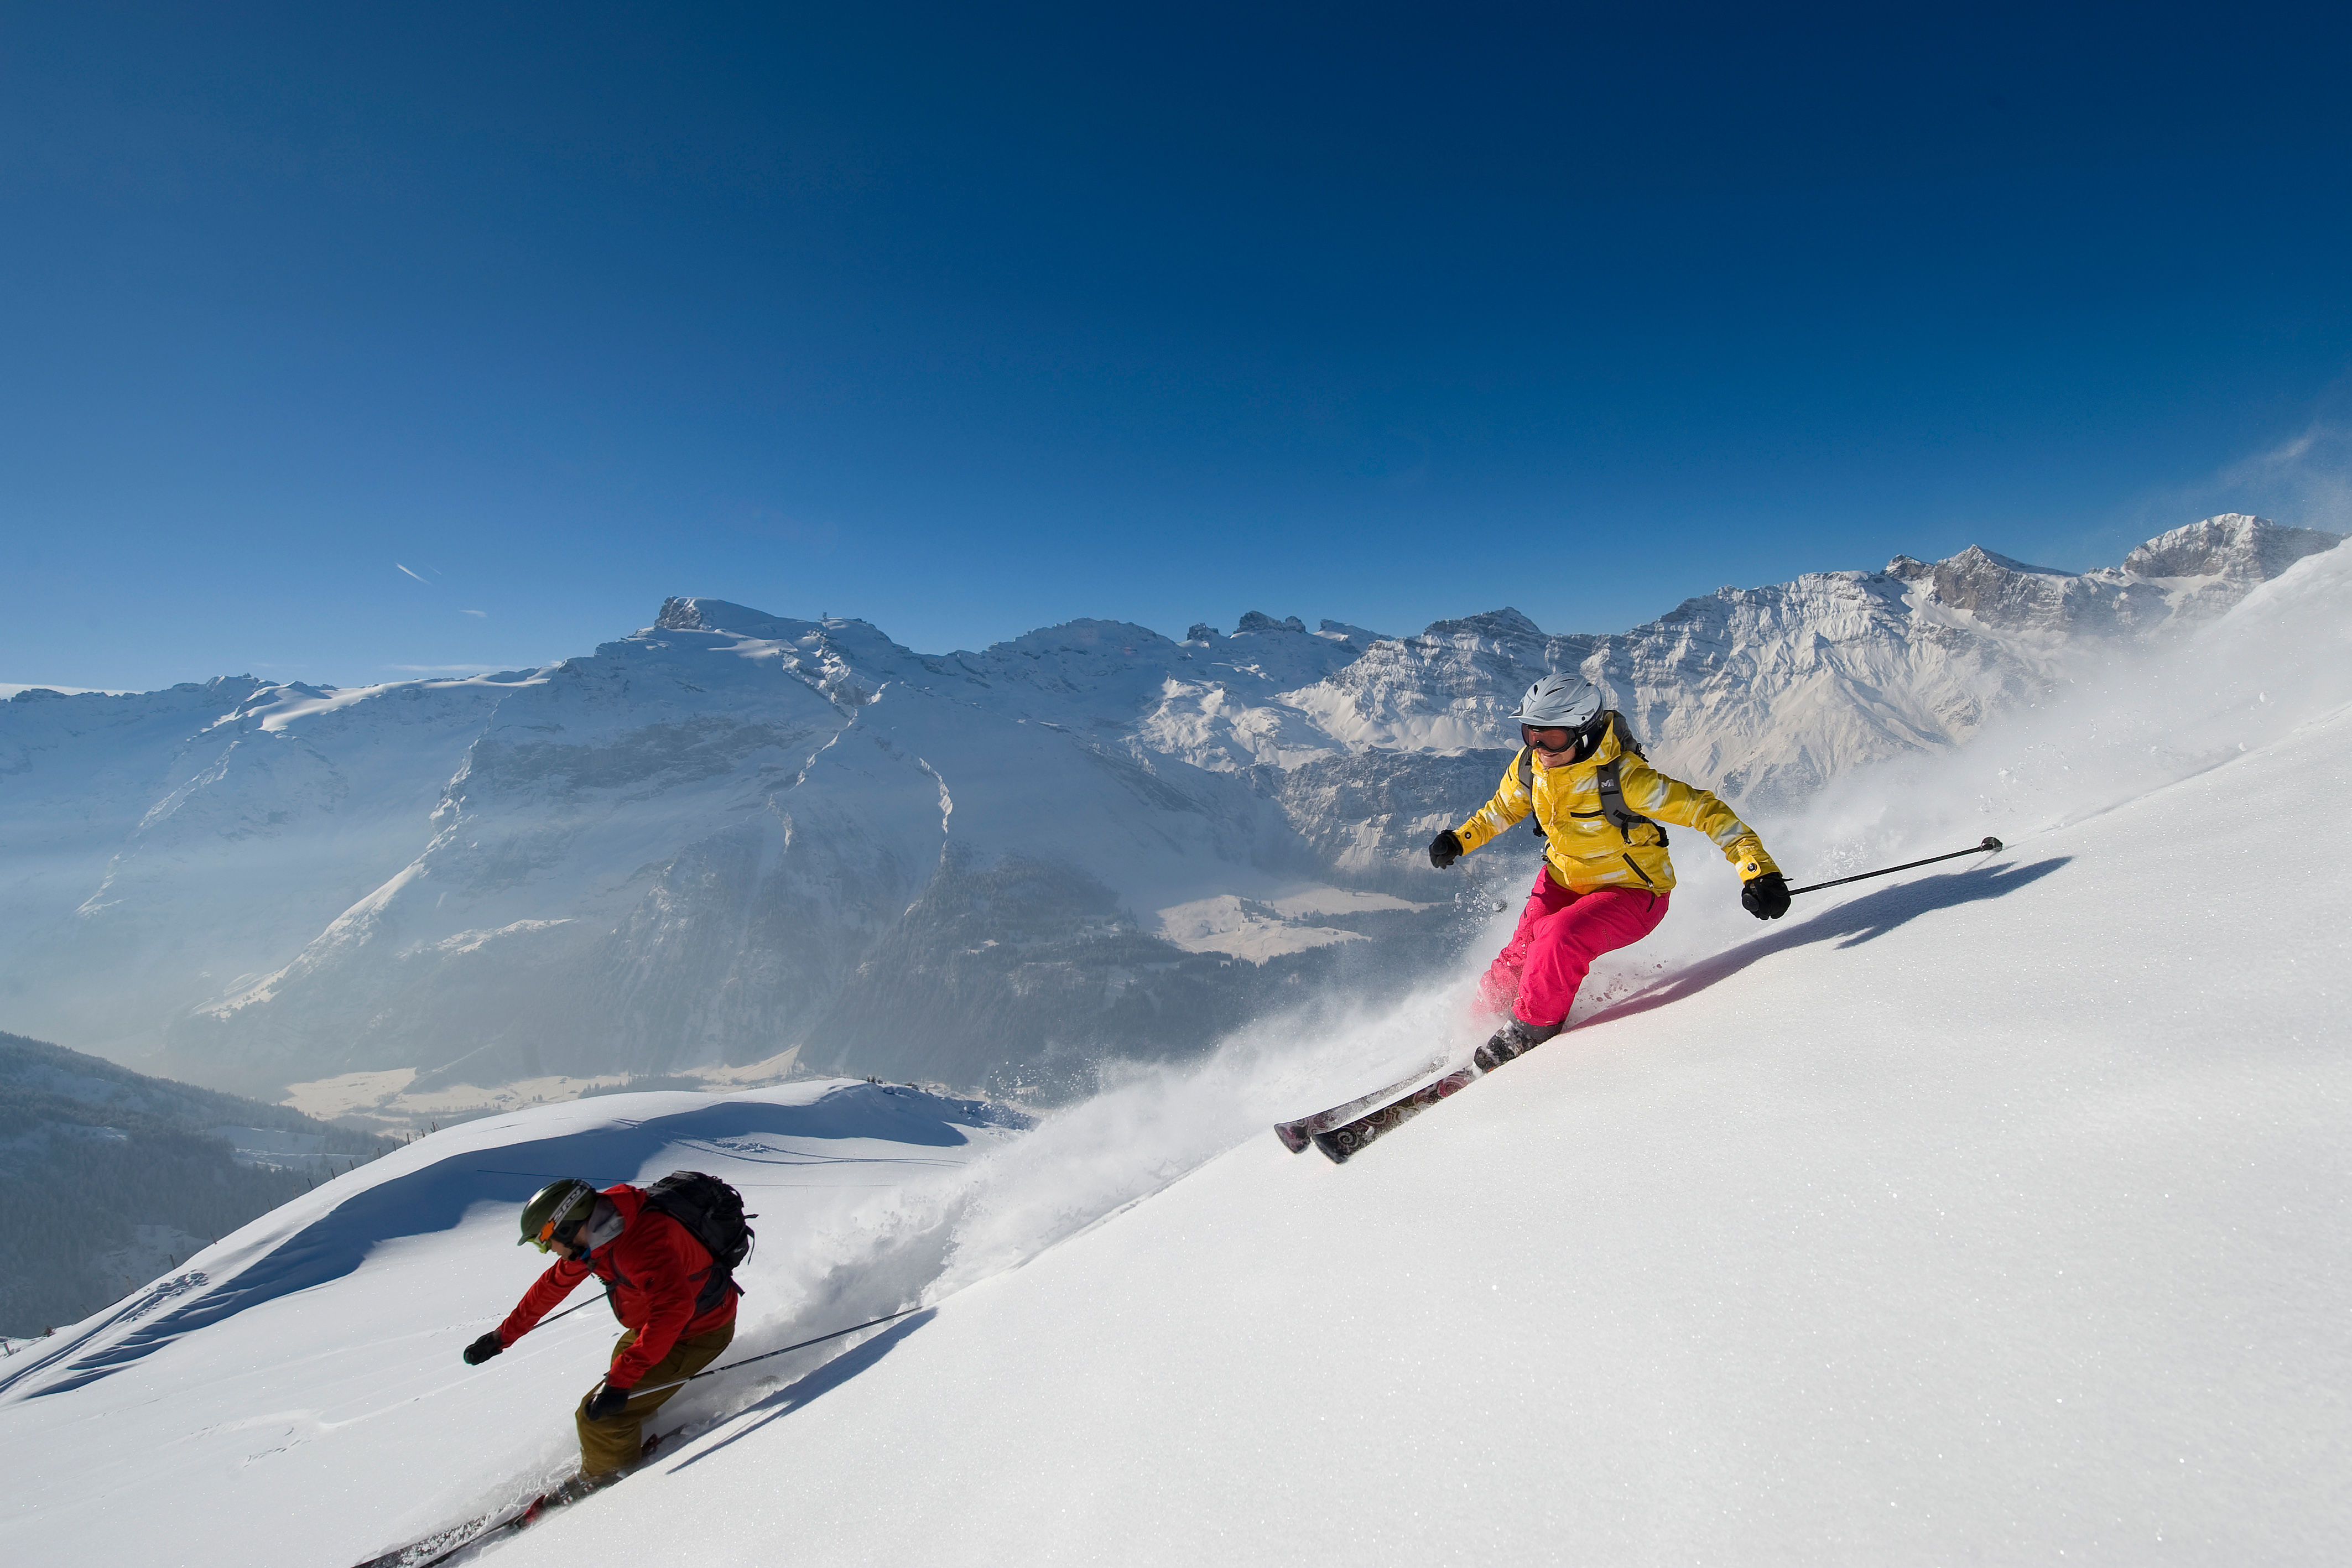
[462,1179,738,1484]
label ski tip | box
[1310,1132,1352,1165]
[1273,1123,1312,1154]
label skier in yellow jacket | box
[1429,675,1790,1070]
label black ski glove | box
[463,1331,505,1366]
[1428,829,1464,869]
[1741,872,1791,921]
[585,1383,632,1420]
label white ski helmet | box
[1511,674,1599,728]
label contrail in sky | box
[396,563,430,584]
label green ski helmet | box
[518,1178,599,1252]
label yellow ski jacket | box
[1451,714,1778,895]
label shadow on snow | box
[1579,856,2074,1030]
[664,1309,939,1472]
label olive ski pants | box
[1476,869,1669,1030]
[576,1321,735,1476]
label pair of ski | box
[1274,1049,1492,1164]
[350,1429,674,1568]
[349,1492,548,1568]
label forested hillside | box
[0,1032,396,1335]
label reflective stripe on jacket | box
[496,1183,736,1388]
[1451,715,1778,894]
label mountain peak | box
[1952,544,2070,576]
[1235,611,1308,634]
[653,596,799,634]
[2121,513,2343,582]
[1417,606,1546,642]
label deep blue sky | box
[6,1,2350,690]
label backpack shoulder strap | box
[1599,710,1646,758]
[1595,756,1668,847]
[1513,747,1548,840]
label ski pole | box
[1786,836,2003,897]
[540,1294,608,1328]
[612,1306,924,1399]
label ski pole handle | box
[1786,836,2002,897]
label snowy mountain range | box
[0,513,2335,1111]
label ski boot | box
[542,1467,627,1511]
[1472,1016,1561,1072]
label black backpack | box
[641,1170,756,1314]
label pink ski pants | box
[1476,868,1669,1029]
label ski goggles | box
[530,1216,585,1253]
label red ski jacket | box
[497,1182,737,1388]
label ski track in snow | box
[1,547,2348,1565]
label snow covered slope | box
[0,1079,1032,1567]
[1,544,2344,1565]
[0,515,2336,1106]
